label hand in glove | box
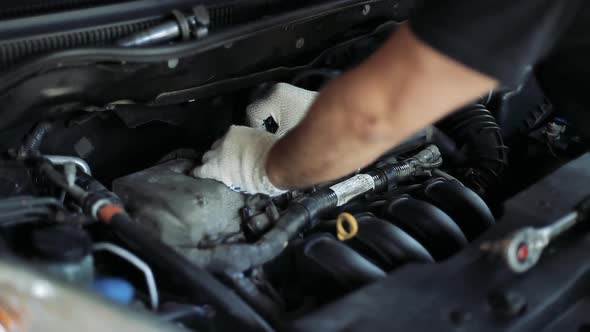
[193,83,317,195]
[192,125,286,196]
[246,83,317,137]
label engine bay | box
[0,1,589,331]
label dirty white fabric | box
[246,83,318,137]
[192,125,286,196]
[193,83,317,195]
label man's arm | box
[195,2,579,196]
[267,24,497,189]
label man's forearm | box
[266,24,497,189]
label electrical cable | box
[0,196,64,210]
[17,121,53,157]
[0,216,48,227]
[0,208,52,220]
[0,196,66,227]
[170,145,443,272]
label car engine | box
[0,1,589,331]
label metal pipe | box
[45,155,91,174]
[93,242,159,310]
[117,21,181,47]
[117,6,209,47]
[39,162,87,202]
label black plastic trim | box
[0,0,385,92]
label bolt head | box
[295,37,305,49]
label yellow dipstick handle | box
[336,212,359,241]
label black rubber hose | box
[0,196,64,227]
[437,104,508,198]
[0,207,51,220]
[75,172,119,198]
[38,161,87,202]
[75,172,122,214]
[108,212,273,332]
[18,121,53,157]
[181,190,338,272]
[0,196,64,210]
[224,273,284,328]
[75,171,107,192]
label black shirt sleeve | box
[409,0,583,87]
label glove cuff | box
[256,142,288,197]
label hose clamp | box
[90,198,113,220]
[171,10,191,41]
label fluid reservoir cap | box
[31,225,92,263]
[94,278,135,304]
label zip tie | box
[336,212,359,241]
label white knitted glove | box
[246,83,318,137]
[192,83,317,195]
[192,125,286,196]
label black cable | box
[224,273,284,327]
[0,215,49,227]
[0,196,64,211]
[0,196,66,227]
[17,121,53,157]
[0,207,52,219]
